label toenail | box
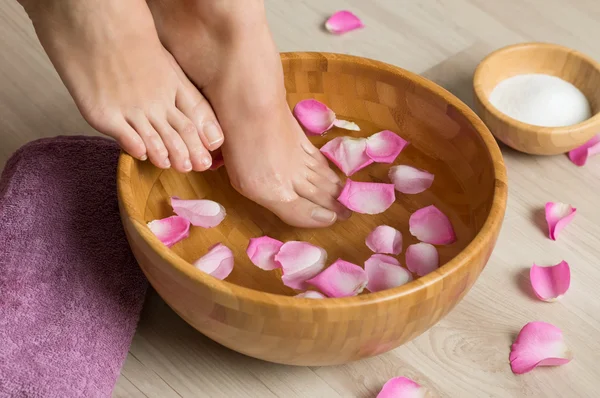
[311,208,337,223]
[201,156,212,167]
[203,121,224,146]
[340,208,353,220]
[163,158,171,168]
[183,159,192,171]
[140,154,148,161]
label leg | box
[149,0,351,228]
[18,0,224,172]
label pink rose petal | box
[337,179,396,215]
[193,243,234,280]
[365,254,412,293]
[320,136,373,176]
[246,236,284,271]
[170,197,226,228]
[325,10,364,35]
[405,243,439,276]
[388,165,434,194]
[365,130,409,164]
[210,150,224,170]
[568,134,600,166]
[147,215,190,247]
[509,321,572,374]
[295,291,326,299]
[530,261,571,302]
[365,225,403,255]
[306,259,368,298]
[292,99,358,135]
[409,205,456,245]
[275,241,327,290]
[545,202,576,241]
[377,376,427,398]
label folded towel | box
[0,136,148,398]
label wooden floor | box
[1,1,599,397]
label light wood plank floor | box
[1,1,599,397]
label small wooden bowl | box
[473,42,600,155]
[117,52,507,366]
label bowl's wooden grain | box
[473,42,600,155]
[117,52,507,366]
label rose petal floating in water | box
[365,130,409,164]
[246,236,283,271]
[325,10,364,35]
[147,215,190,247]
[337,179,396,215]
[193,243,234,280]
[388,165,434,194]
[365,225,403,255]
[320,136,373,176]
[170,197,226,228]
[275,241,327,290]
[292,99,359,135]
[409,205,456,245]
[568,134,600,166]
[405,243,439,276]
[530,261,570,302]
[294,291,326,299]
[210,150,224,170]
[365,254,412,293]
[377,376,427,398]
[509,321,572,374]
[545,202,576,241]
[307,259,368,298]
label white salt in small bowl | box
[473,42,600,155]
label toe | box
[126,111,171,168]
[168,108,212,171]
[92,112,147,160]
[270,196,338,229]
[304,151,342,185]
[173,65,224,151]
[150,114,192,172]
[295,179,352,221]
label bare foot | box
[19,0,224,172]
[149,0,351,227]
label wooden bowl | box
[473,42,600,155]
[117,52,507,366]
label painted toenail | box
[184,159,192,171]
[202,156,212,167]
[203,121,224,146]
[140,154,148,161]
[311,208,337,223]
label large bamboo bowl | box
[117,52,507,366]
[473,42,600,155]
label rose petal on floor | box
[246,236,284,271]
[530,261,571,302]
[388,165,434,194]
[377,376,427,398]
[409,205,456,245]
[337,179,396,214]
[170,197,226,228]
[292,99,336,135]
[365,225,403,255]
[325,10,364,34]
[210,150,224,170]
[294,291,326,299]
[568,134,600,166]
[193,243,234,280]
[365,254,412,293]
[509,321,572,374]
[275,241,328,290]
[545,202,576,241]
[405,243,439,276]
[332,119,361,131]
[306,259,368,297]
[147,215,190,247]
[365,130,409,164]
[320,136,373,176]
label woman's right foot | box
[20,0,224,172]
[149,0,351,228]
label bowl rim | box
[117,52,508,311]
[473,41,600,135]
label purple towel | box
[0,136,148,398]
